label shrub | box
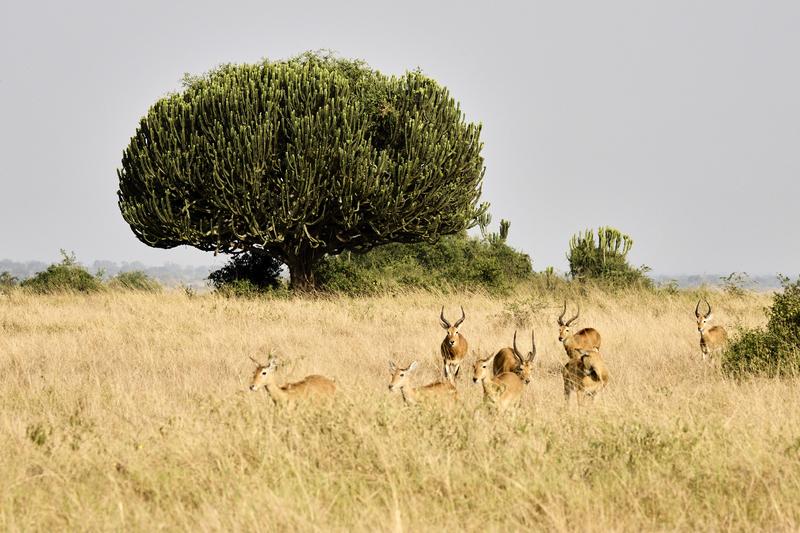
[21,251,103,294]
[723,276,800,377]
[208,250,284,295]
[317,227,532,295]
[108,271,161,292]
[0,271,19,294]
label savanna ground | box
[1,287,799,531]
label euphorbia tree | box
[117,52,488,290]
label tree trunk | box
[285,250,318,292]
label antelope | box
[472,353,524,412]
[248,356,336,405]
[388,361,458,405]
[492,330,537,384]
[695,299,728,361]
[562,348,609,404]
[557,301,601,359]
[440,306,468,382]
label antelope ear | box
[388,361,397,373]
[705,313,714,322]
[408,361,418,372]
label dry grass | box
[1,288,799,531]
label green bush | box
[317,229,532,295]
[724,276,800,377]
[21,251,103,294]
[208,250,284,296]
[108,271,161,292]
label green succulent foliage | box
[724,276,800,376]
[118,52,487,290]
[567,227,651,287]
[21,251,103,294]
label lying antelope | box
[248,356,336,405]
[440,306,468,382]
[695,298,728,361]
[492,330,537,384]
[562,348,609,404]
[472,353,524,412]
[557,301,601,359]
[388,361,458,405]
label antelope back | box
[492,348,518,376]
[283,375,337,398]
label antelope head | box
[512,329,537,384]
[472,353,494,384]
[695,298,714,333]
[440,306,466,347]
[557,301,580,342]
[249,355,278,391]
[388,360,417,392]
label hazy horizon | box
[1,1,797,275]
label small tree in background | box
[118,51,487,291]
[208,250,283,294]
[567,227,651,287]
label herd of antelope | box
[248,299,728,410]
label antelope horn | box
[565,302,580,326]
[512,330,523,362]
[558,300,567,326]
[695,299,702,318]
[530,329,537,361]
[453,306,466,328]
[439,306,451,328]
[248,355,263,366]
[704,298,712,317]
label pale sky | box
[1,0,798,275]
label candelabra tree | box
[117,52,487,290]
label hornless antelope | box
[248,356,336,405]
[695,299,728,361]
[492,330,537,384]
[440,306,468,382]
[557,301,601,359]
[562,348,609,404]
[388,361,458,405]
[472,353,524,412]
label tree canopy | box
[118,52,487,290]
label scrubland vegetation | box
[2,286,799,531]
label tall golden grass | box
[1,287,798,531]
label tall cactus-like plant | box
[567,226,643,283]
[117,52,488,290]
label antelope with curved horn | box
[388,361,458,405]
[695,298,728,361]
[492,330,537,384]
[440,306,468,382]
[557,301,601,359]
[562,348,609,404]
[472,353,524,412]
[248,356,336,405]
